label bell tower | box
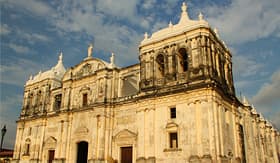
[139,2,235,96]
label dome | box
[26,53,66,85]
[140,2,209,46]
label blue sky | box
[0,0,279,149]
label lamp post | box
[0,125,7,151]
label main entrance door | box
[121,146,133,163]
[76,141,88,163]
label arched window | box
[38,90,43,105]
[24,138,31,155]
[156,54,165,77]
[165,121,180,151]
[29,93,34,107]
[178,48,188,72]
[82,93,88,106]
[54,94,62,110]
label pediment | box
[80,86,90,92]
[45,136,57,144]
[72,58,109,79]
[44,136,57,148]
[75,126,89,134]
[113,129,137,140]
[166,121,178,129]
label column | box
[136,109,145,162]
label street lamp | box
[0,125,7,151]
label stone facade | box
[13,3,279,163]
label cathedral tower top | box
[140,2,209,47]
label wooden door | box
[48,150,55,163]
[121,146,133,163]
[77,141,88,163]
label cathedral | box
[12,3,280,163]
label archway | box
[178,48,188,72]
[156,54,165,78]
[76,141,88,163]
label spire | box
[179,2,190,24]
[251,105,257,114]
[198,12,204,21]
[242,96,250,106]
[58,52,63,63]
[144,32,148,40]
[169,21,173,28]
[53,52,66,74]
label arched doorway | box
[76,141,88,163]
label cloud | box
[248,69,280,129]
[96,0,138,21]
[2,0,53,17]
[15,29,51,44]
[159,0,181,15]
[0,24,10,35]
[49,1,143,66]
[233,54,264,78]
[252,70,280,107]
[0,58,45,86]
[7,43,31,54]
[142,0,157,10]
[0,94,22,114]
[204,0,280,44]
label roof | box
[140,2,209,46]
[26,53,66,85]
